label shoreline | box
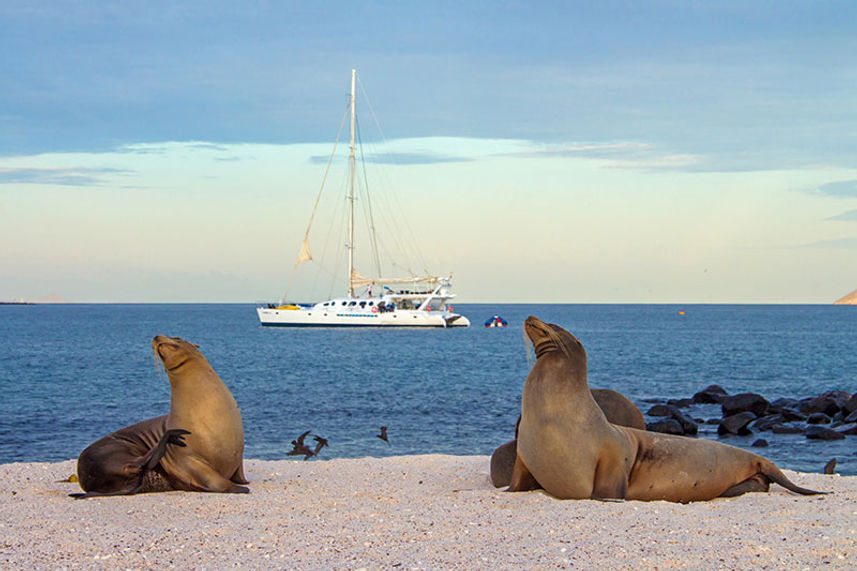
[1,455,854,568]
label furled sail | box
[350,268,442,289]
[296,237,312,265]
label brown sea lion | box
[490,389,645,488]
[72,336,249,498]
[508,316,825,502]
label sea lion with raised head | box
[508,316,825,502]
[72,335,249,498]
[490,388,645,488]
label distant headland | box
[0,293,69,305]
[834,288,857,305]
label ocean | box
[1,303,855,475]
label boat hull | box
[257,306,470,328]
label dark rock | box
[752,414,785,432]
[805,426,846,441]
[768,397,800,414]
[820,390,852,410]
[845,393,857,415]
[807,413,833,425]
[721,393,769,418]
[706,418,721,425]
[692,384,728,404]
[836,424,857,436]
[667,397,693,408]
[671,410,699,436]
[751,439,769,447]
[647,418,684,435]
[780,408,807,422]
[799,396,841,417]
[718,412,756,436]
[647,404,678,417]
[845,409,857,423]
[772,424,805,434]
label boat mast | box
[347,69,356,297]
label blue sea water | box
[0,303,855,476]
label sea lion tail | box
[762,462,828,496]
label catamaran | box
[257,70,470,328]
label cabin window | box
[359,301,366,308]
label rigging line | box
[355,115,384,278]
[362,80,435,274]
[281,101,351,303]
[312,165,349,301]
[357,75,435,276]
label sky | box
[2,1,857,303]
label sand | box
[0,455,854,569]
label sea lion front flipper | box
[719,474,770,497]
[507,454,540,492]
[229,464,249,485]
[166,455,250,493]
[591,454,629,500]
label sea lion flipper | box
[142,428,191,471]
[230,464,250,485]
[591,452,629,500]
[720,475,770,497]
[166,455,250,493]
[507,454,540,492]
[761,462,828,496]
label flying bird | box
[376,426,389,444]
[312,435,329,457]
[287,430,314,460]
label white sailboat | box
[257,70,470,328]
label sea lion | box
[72,335,249,498]
[508,316,825,502]
[490,389,645,488]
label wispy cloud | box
[826,209,857,221]
[310,150,473,166]
[813,180,857,198]
[0,167,131,186]
[514,141,704,171]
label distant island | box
[834,288,857,305]
[0,293,69,305]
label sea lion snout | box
[524,316,585,358]
[152,335,198,370]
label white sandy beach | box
[1,455,854,569]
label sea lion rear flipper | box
[506,453,540,492]
[761,462,828,496]
[139,429,191,471]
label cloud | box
[514,141,705,171]
[814,180,857,198]
[310,150,472,166]
[826,209,857,221]
[0,167,131,186]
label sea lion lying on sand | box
[490,388,645,488]
[508,316,826,502]
[72,335,248,498]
